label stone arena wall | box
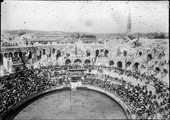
[1,85,131,120]
[77,85,132,119]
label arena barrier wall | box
[77,85,132,119]
[1,86,71,120]
[1,85,131,120]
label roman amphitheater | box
[0,14,169,120]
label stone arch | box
[104,49,109,57]
[148,54,152,60]
[95,49,99,57]
[9,52,13,58]
[56,50,61,59]
[139,51,142,56]
[117,61,122,68]
[86,50,91,57]
[37,50,42,61]
[133,62,139,70]
[74,59,82,64]
[52,48,56,54]
[65,59,71,65]
[4,53,8,58]
[155,67,160,72]
[15,67,20,72]
[85,59,91,64]
[14,52,19,57]
[126,61,131,68]
[163,69,168,74]
[43,49,46,55]
[109,60,114,66]
[123,50,127,57]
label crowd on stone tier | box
[92,65,168,88]
[0,66,69,116]
[83,73,169,119]
[0,64,169,119]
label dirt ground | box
[14,89,127,119]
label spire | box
[127,9,132,35]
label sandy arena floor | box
[14,89,127,119]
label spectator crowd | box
[0,64,169,120]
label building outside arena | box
[0,1,169,120]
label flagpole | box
[70,79,72,113]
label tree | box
[19,32,26,36]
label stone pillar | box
[0,66,5,76]
[8,57,13,73]
[122,59,125,69]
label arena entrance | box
[68,69,86,89]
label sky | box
[1,1,169,33]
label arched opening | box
[74,59,82,64]
[117,61,122,69]
[0,53,3,65]
[104,50,109,57]
[52,48,55,54]
[109,60,114,66]
[126,61,131,68]
[148,54,152,61]
[123,50,127,57]
[86,50,90,57]
[12,52,19,62]
[163,69,167,74]
[9,53,13,58]
[15,67,20,72]
[14,52,18,57]
[4,53,8,58]
[37,50,42,61]
[95,50,99,57]
[85,59,91,64]
[43,49,46,55]
[139,52,142,56]
[133,62,139,71]
[56,50,61,60]
[155,67,160,72]
[95,50,99,62]
[65,59,71,65]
